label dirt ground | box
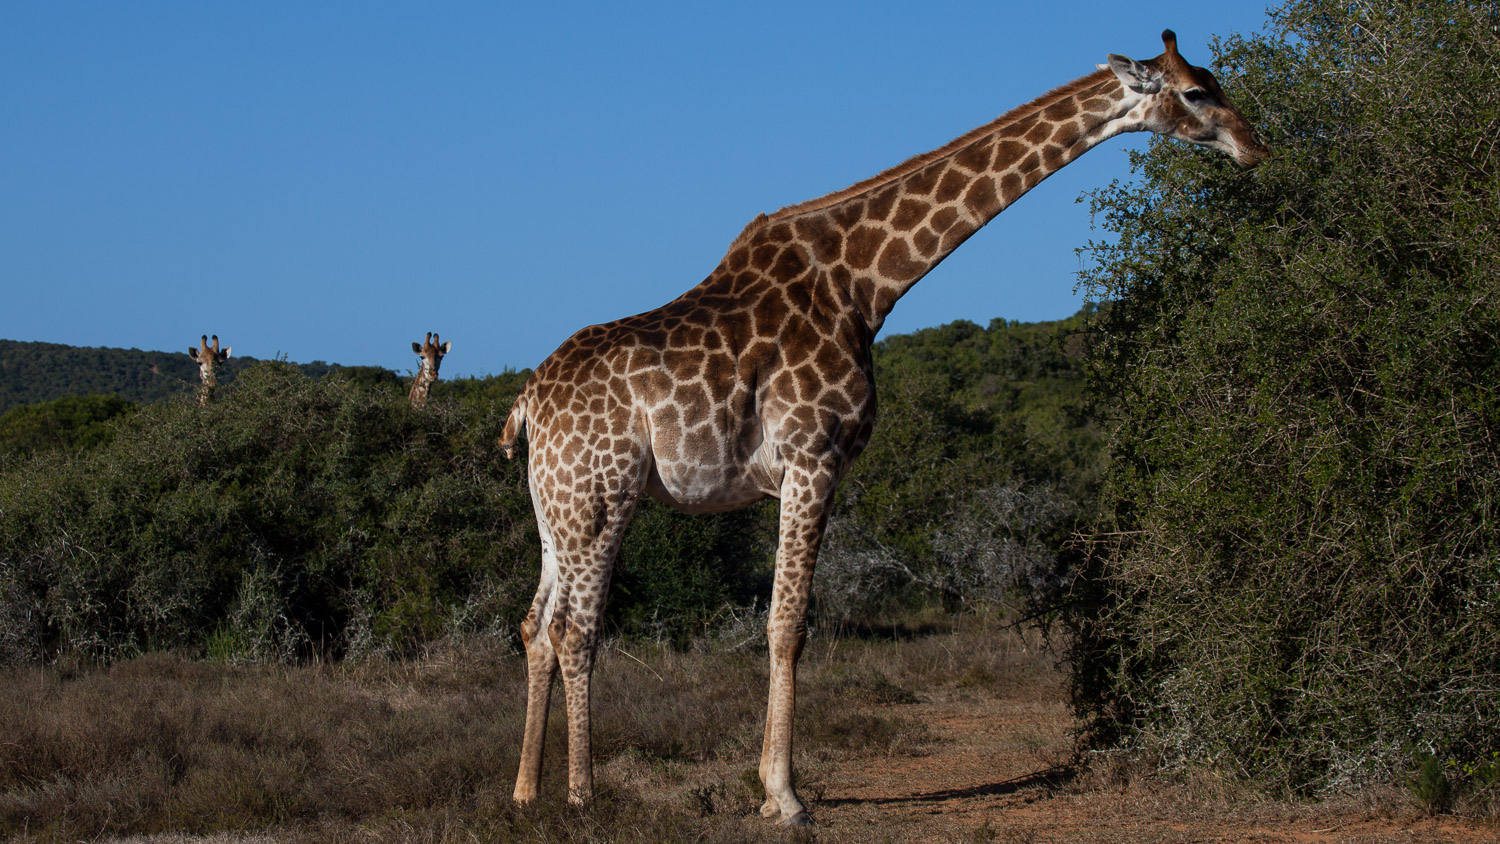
[796,684,1497,843]
[18,632,1496,844]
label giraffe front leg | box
[759,601,810,826]
[758,465,832,827]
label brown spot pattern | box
[503,38,1267,824]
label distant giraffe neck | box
[198,369,218,405]
[732,69,1135,333]
[409,365,436,406]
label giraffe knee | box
[767,619,808,662]
[555,616,591,654]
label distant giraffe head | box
[409,332,451,408]
[187,334,230,405]
[1103,30,1267,166]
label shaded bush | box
[0,362,780,661]
[0,393,135,459]
[1072,0,1500,796]
[0,308,1100,663]
[0,362,537,662]
[815,313,1101,624]
[611,500,776,645]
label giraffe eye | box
[1183,88,1211,106]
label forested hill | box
[2,310,1096,416]
[0,339,352,413]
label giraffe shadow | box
[816,765,1076,808]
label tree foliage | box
[0,338,362,413]
[0,311,1098,663]
[0,394,136,460]
[0,363,768,663]
[817,311,1102,622]
[1072,0,1500,794]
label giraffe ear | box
[1106,54,1163,94]
[189,347,200,361]
[413,341,423,354]
[219,347,231,361]
[439,341,451,355]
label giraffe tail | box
[499,393,527,460]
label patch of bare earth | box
[785,660,1496,843]
[610,626,1497,843]
[813,696,1491,842]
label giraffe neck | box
[198,370,216,405]
[410,367,435,406]
[734,69,1140,334]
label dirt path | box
[804,686,1497,843]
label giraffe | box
[408,332,451,408]
[499,30,1265,825]
[187,334,231,405]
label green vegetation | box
[0,363,531,664]
[0,313,1095,664]
[9,1,1495,818]
[0,338,352,413]
[818,311,1099,623]
[0,393,136,459]
[1072,0,1499,799]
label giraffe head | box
[412,332,451,379]
[187,334,231,404]
[1104,30,1268,166]
[187,334,230,383]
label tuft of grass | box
[1409,752,1454,815]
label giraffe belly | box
[644,461,774,514]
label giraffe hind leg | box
[551,494,640,806]
[513,519,560,804]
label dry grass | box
[2,617,1493,843]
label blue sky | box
[2,2,1274,378]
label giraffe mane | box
[726,68,1116,251]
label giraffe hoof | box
[780,811,814,828]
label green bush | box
[0,362,538,662]
[0,362,785,662]
[815,313,1101,623]
[1072,0,1500,795]
[0,314,1100,662]
[611,500,776,645]
[0,393,136,459]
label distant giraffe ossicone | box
[187,334,231,406]
[499,30,1266,826]
[409,332,451,408]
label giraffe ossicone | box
[187,334,230,406]
[409,332,451,409]
[499,30,1265,825]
